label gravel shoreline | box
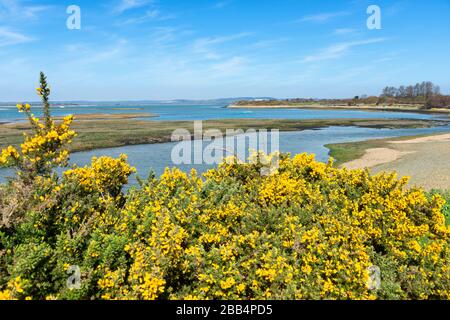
[342,133,450,190]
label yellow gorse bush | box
[89,154,449,300]
[1,73,450,300]
[0,73,76,182]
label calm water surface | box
[0,104,445,123]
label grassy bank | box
[326,139,388,166]
[0,117,445,153]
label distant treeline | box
[381,81,440,98]
[380,82,450,109]
[234,81,450,109]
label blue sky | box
[0,0,449,101]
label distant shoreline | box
[228,104,450,115]
[0,113,157,126]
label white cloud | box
[297,11,350,23]
[63,39,128,68]
[302,38,386,63]
[126,9,160,23]
[0,27,32,47]
[120,9,176,25]
[214,1,232,9]
[0,0,50,19]
[194,32,252,47]
[148,26,192,48]
[320,66,374,82]
[211,56,246,75]
[193,32,252,60]
[252,38,289,49]
[22,5,49,18]
[113,0,152,14]
[333,28,357,35]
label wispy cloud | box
[0,27,32,47]
[112,0,152,14]
[372,52,402,64]
[297,11,350,23]
[193,32,252,60]
[211,56,246,75]
[0,0,51,19]
[195,32,251,47]
[333,28,357,36]
[252,38,289,49]
[320,65,374,83]
[148,26,193,47]
[385,1,407,16]
[64,39,128,68]
[214,1,232,9]
[119,9,176,25]
[22,5,49,18]
[302,38,386,63]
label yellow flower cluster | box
[20,115,76,160]
[92,152,450,300]
[0,146,20,166]
[0,107,76,179]
[16,103,31,113]
[0,277,28,300]
[64,154,136,197]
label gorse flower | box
[64,154,136,197]
[0,146,20,166]
[16,103,31,113]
